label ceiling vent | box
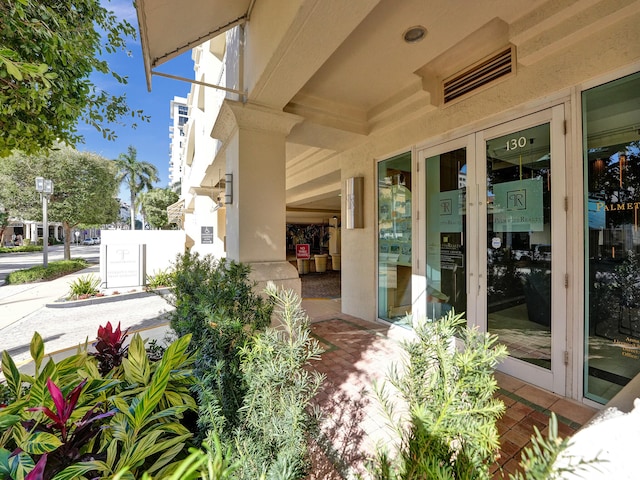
[443,46,515,104]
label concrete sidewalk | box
[0,265,102,331]
[0,266,173,369]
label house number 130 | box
[506,136,527,151]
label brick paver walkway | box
[300,290,599,479]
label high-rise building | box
[168,96,188,190]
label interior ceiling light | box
[403,25,427,44]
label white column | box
[213,100,303,295]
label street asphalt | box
[0,248,174,369]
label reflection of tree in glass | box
[592,250,640,338]
[487,247,525,309]
[588,141,640,228]
[615,251,640,308]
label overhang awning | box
[167,199,185,226]
[135,0,253,91]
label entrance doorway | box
[418,106,567,393]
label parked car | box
[93,237,101,245]
[82,238,95,245]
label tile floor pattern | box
[300,299,599,479]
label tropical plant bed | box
[0,323,197,479]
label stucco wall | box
[186,195,226,258]
[337,12,640,321]
[99,230,186,288]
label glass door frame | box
[475,106,567,393]
[416,106,567,394]
[414,135,476,322]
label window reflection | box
[425,148,467,321]
[378,153,412,323]
[584,71,640,403]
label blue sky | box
[76,0,193,196]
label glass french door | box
[418,106,567,393]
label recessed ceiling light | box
[403,25,427,44]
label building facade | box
[2,220,63,246]
[136,0,640,406]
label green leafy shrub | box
[0,381,15,406]
[369,310,507,480]
[198,283,324,480]
[114,434,239,480]
[5,259,88,284]
[68,273,101,298]
[166,252,273,433]
[145,339,167,362]
[97,334,196,478]
[0,327,197,479]
[146,269,176,289]
[0,244,41,253]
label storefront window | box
[584,71,640,403]
[378,153,412,323]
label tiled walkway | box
[492,372,597,478]
[301,298,599,479]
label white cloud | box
[104,0,138,23]
[98,0,141,46]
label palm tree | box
[115,146,159,230]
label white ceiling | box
[280,0,543,214]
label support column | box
[213,100,303,296]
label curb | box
[46,287,171,308]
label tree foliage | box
[140,187,179,230]
[0,208,8,246]
[0,0,148,157]
[115,145,160,230]
[0,146,120,259]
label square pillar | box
[213,101,303,295]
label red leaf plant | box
[90,321,130,375]
[24,378,115,479]
[28,379,85,441]
[24,453,47,480]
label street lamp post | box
[35,177,54,268]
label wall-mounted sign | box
[296,244,310,259]
[201,226,214,244]
[493,178,543,232]
[345,176,364,229]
